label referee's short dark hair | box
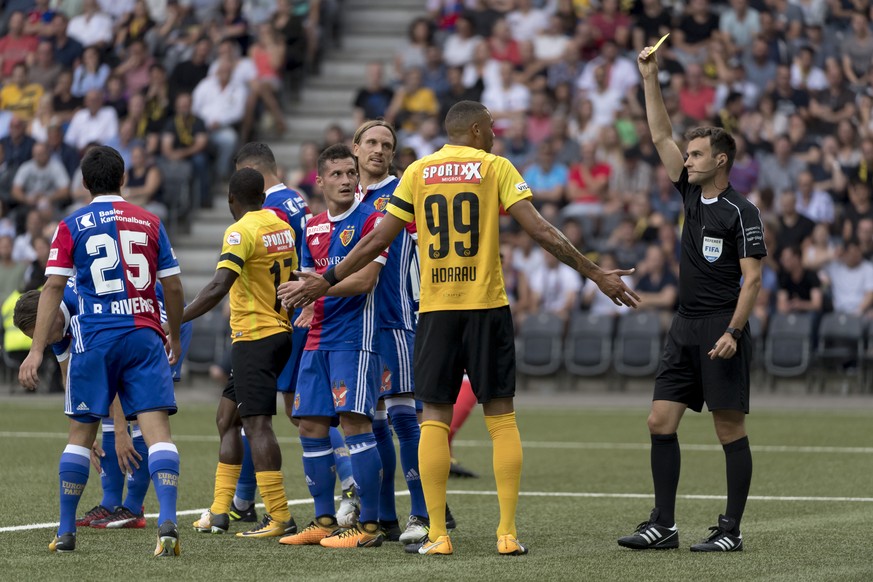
[229,167,265,206]
[685,127,737,171]
[317,144,357,176]
[81,146,125,195]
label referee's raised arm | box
[638,46,686,182]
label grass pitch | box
[1,393,871,581]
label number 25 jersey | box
[387,144,532,313]
[46,195,181,352]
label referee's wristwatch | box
[725,327,743,341]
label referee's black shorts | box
[223,331,293,418]
[654,313,751,413]
[414,306,516,405]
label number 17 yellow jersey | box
[386,144,532,313]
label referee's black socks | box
[723,436,752,534]
[650,433,680,527]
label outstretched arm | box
[638,46,686,182]
[508,199,639,307]
[181,268,238,324]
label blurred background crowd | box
[1,0,872,386]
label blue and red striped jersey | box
[46,195,180,352]
[301,198,387,351]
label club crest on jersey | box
[703,236,723,262]
[76,212,96,231]
[373,196,391,211]
[339,226,355,246]
[423,161,482,184]
[380,365,391,393]
[294,392,300,410]
[332,381,348,407]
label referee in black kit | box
[617,43,766,553]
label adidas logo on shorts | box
[76,402,89,411]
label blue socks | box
[234,431,257,508]
[329,426,354,490]
[300,436,336,518]
[346,433,382,524]
[98,422,123,510]
[148,443,179,525]
[373,411,397,522]
[388,398,427,519]
[122,430,150,513]
[59,444,91,535]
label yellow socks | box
[419,420,451,540]
[485,412,523,538]
[210,463,242,515]
[255,470,291,522]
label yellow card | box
[646,33,670,59]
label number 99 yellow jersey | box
[386,144,532,313]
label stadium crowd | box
[2,0,873,366]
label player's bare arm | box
[508,199,640,308]
[279,261,383,308]
[18,274,68,390]
[159,273,184,365]
[180,268,238,324]
[638,46,685,182]
[285,212,405,307]
[709,257,762,360]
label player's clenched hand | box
[90,442,105,472]
[115,429,141,474]
[708,333,737,360]
[285,271,330,309]
[294,303,314,328]
[637,47,659,79]
[18,350,43,390]
[597,269,641,308]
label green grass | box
[1,396,872,581]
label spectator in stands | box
[209,0,250,54]
[719,0,760,57]
[67,0,114,50]
[48,13,83,70]
[648,165,682,224]
[611,145,653,206]
[11,208,43,263]
[585,64,624,128]
[632,0,672,54]
[461,39,500,90]
[840,9,873,90]
[0,116,35,200]
[677,62,715,123]
[0,234,25,305]
[10,142,70,213]
[843,179,873,240]
[168,36,212,107]
[768,64,810,120]
[802,222,835,272]
[777,245,823,316]
[353,62,394,126]
[577,39,638,98]
[161,91,210,211]
[567,97,599,147]
[27,95,54,143]
[28,41,61,92]
[0,11,38,78]
[728,134,759,196]
[22,233,48,291]
[795,169,834,224]
[123,143,166,219]
[604,217,646,271]
[192,60,246,185]
[857,218,873,261]
[50,70,80,125]
[528,251,582,326]
[64,89,119,153]
[395,16,434,78]
[114,0,154,49]
[44,122,78,179]
[403,115,443,159]
[500,117,534,169]
[105,117,140,169]
[548,113,580,167]
[774,189,815,254]
[808,61,856,138]
[524,90,552,145]
[438,65,481,126]
[116,39,155,96]
[565,141,610,217]
[71,46,110,97]
[634,245,678,317]
[524,140,567,221]
[790,45,827,92]
[825,238,873,316]
[386,66,440,133]
[757,135,806,198]
[740,35,777,98]
[239,23,287,143]
[506,0,548,43]
[441,14,481,67]
[673,0,719,66]
[210,38,257,88]
[0,63,43,122]
[420,44,449,97]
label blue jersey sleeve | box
[156,223,181,279]
[301,233,314,271]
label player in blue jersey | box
[352,120,429,543]
[276,144,386,549]
[14,281,193,530]
[19,146,185,557]
[229,143,356,524]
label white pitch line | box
[3,490,872,533]
[3,431,872,455]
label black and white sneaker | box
[617,509,679,550]
[690,515,743,552]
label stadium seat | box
[747,314,764,384]
[185,307,229,375]
[815,312,864,393]
[516,312,564,381]
[764,312,814,391]
[564,312,614,384]
[613,312,662,386]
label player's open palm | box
[18,350,43,390]
[597,269,641,308]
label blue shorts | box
[171,321,194,382]
[293,350,379,420]
[377,328,415,398]
[277,321,308,393]
[66,328,176,422]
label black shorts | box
[223,332,293,417]
[414,306,515,405]
[654,313,751,413]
